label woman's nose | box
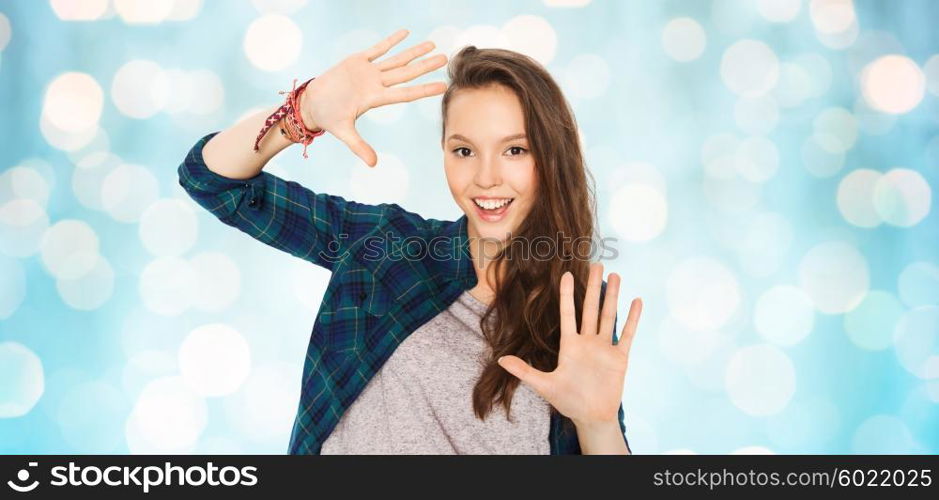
[474,156,501,188]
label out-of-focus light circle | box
[139,257,196,316]
[0,342,45,418]
[454,24,511,51]
[39,115,99,152]
[861,55,926,114]
[725,344,795,416]
[809,0,856,33]
[189,252,241,312]
[837,168,883,227]
[893,306,939,380]
[563,53,611,99]
[0,257,25,319]
[125,376,207,453]
[0,199,49,258]
[56,255,115,311]
[813,107,858,153]
[898,261,939,308]
[735,136,779,183]
[56,380,125,453]
[667,257,740,331]
[72,152,121,211]
[798,241,869,314]
[734,96,778,136]
[223,362,301,444]
[657,316,730,366]
[701,133,740,178]
[167,0,203,21]
[606,161,668,195]
[801,135,845,178]
[139,199,198,257]
[843,290,904,351]
[179,323,252,397]
[754,285,815,346]
[851,414,920,453]
[50,0,109,21]
[720,39,780,97]
[815,18,858,50]
[543,0,592,6]
[773,62,812,107]
[101,163,160,223]
[114,0,174,24]
[187,69,224,115]
[756,0,802,22]
[111,60,170,119]
[661,17,706,62]
[925,55,939,96]
[702,175,762,214]
[244,14,302,72]
[853,97,897,135]
[40,219,100,280]
[251,0,308,13]
[162,69,194,115]
[0,166,50,207]
[502,15,557,66]
[42,72,104,133]
[0,13,11,51]
[350,151,409,202]
[609,184,668,242]
[872,168,931,227]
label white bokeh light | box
[801,135,845,178]
[244,14,302,72]
[657,316,731,366]
[725,344,795,416]
[872,168,931,227]
[608,184,668,242]
[843,290,904,351]
[813,107,858,153]
[139,256,197,316]
[125,376,207,453]
[251,0,308,14]
[0,257,25,319]
[39,219,100,280]
[186,69,225,115]
[661,17,707,62]
[720,39,780,97]
[861,55,926,114]
[754,285,815,346]
[0,13,8,51]
[350,151,409,203]
[563,53,611,99]
[809,0,856,34]
[851,414,920,454]
[756,0,802,22]
[111,59,170,119]
[167,0,203,21]
[72,151,122,211]
[0,342,45,418]
[179,323,252,397]
[223,362,301,444]
[502,15,557,66]
[925,54,939,96]
[893,306,939,380]
[0,199,49,258]
[667,257,741,331]
[114,0,174,24]
[101,163,161,223]
[189,252,242,312]
[0,166,50,207]
[56,254,115,311]
[798,241,869,314]
[42,72,104,133]
[734,95,779,136]
[897,261,939,308]
[49,0,109,21]
[735,136,779,182]
[837,168,883,228]
[138,198,198,257]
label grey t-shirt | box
[320,289,552,454]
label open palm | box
[497,263,643,427]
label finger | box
[331,124,377,167]
[559,271,578,340]
[362,28,410,62]
[375,81,448,107]
[580,263,603,336]
[598,272,620,343]
[497,355,551,399]
[381,53,448,87]
[376,39,435,72]
[616,298,643,356]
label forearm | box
[574,420,631,455]
[201,104,296,180]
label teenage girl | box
[179,28,643,454]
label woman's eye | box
[508,146,528,156]
[452,147,471,158]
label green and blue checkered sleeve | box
[177,131,385,271]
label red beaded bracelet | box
[254,77,326,159]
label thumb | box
[497,355,551,398]
[332,123,378,167]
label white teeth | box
[473,198,512,210]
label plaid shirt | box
[177,131,629,454]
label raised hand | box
[298,28,449,167]
[497,263,643,428]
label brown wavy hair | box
[440,46,603,423]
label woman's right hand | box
[298,28,449,167]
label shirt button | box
[248,198,257,207]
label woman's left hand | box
[497,263,642,427]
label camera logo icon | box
[7,462,39,493]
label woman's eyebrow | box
[446,133,527,144]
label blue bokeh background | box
[1,0,937,454]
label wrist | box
[297,86,323,133]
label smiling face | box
[442,84,538,245]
